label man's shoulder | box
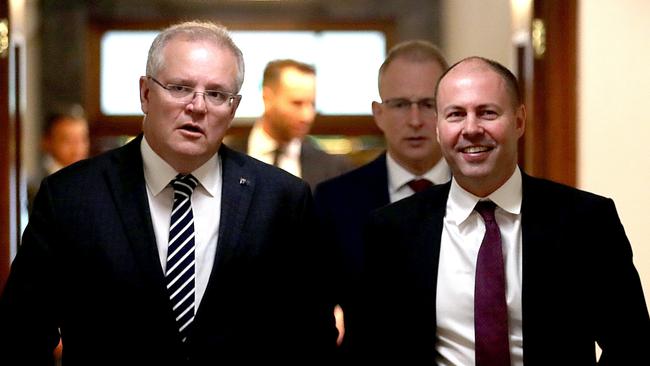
[371,181,449,222]
[301,137,351,166]
[220,144,309,191]
[523,173,611,205]
[313,153,386,198]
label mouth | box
[461,145,493,154]
[178,123,204,135]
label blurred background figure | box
[28,106,91,214]
[41,105,90,175]
[40,105,89,364]
[234,59,351,190]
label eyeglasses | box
[381,98,436,115]
[147,76,242,107]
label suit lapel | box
[196,145,255,317]
[416,183,449,300]
[365,153,391,208]
[519,173,557,363]
[104,135,167,297]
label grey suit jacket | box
[0,135,337,365]
[356,173,650,365]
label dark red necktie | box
[474,201,511,366]
[407,178,433,193]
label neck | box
[389,151,441,176]
[260,117,290,145]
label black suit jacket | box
[356,173,650,365]
[227,134,352,191]
[313,153,389,304]
[0,135,336,365]
[313,153,389,361]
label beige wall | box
[579,0,650,306]
[440,0,513,67]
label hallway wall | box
[578,0,650,307]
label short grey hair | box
[146,21,245,92]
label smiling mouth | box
[462,146,492,153]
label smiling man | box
[356,56,650,365]
[0,21,336,365]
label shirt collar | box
[141,135,221,197]
[248,120,301,157]
[446,167,522,225]
[386,152,451,193]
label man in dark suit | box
[0,21,336,365]
[313,40,450,351]
[242,59,351,190]
[356,57,650,364]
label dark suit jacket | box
[227,134,352,191]
[0,135,337,366]
[313,153,388,304]
[356,172,650,365]
[313,153,389,361]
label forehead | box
[437,63,509,106]
[380,58,444,97]
[275,67,316,95]
[159,38,239,85]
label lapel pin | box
[239,177,249,186]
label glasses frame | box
[380,97,436,112]
[147,76,242,107]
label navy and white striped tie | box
[166,174,199,343]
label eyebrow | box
[168,78,233,92]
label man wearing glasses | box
[0,21,336,365]
[313,40,450,359]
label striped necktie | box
[166,174,199,343]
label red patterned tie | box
[407,178,433,193]
[474,201,511,366]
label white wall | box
[579,0,650,307]
[440,0,513,68]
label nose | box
[407,103,424,128]
[187,92,208,114]
[300,103,316,123]
[462,113,483,136]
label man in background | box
[28,108,91,212]
[242,59,351,189]
[358,56,650,364]
[313,40,449,355]
[41,108,90,175]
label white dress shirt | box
[247,121,302,178]
[435,168,524,366]
[141,136,222,312]
[386,152,451,203]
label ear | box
[371,101,386,133]
[515,104,526,138]
[139,76,150,115]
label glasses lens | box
[204,90,230,106]
[384,98,435,115]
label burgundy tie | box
[407,178,433,193]
[474,201,511,366]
